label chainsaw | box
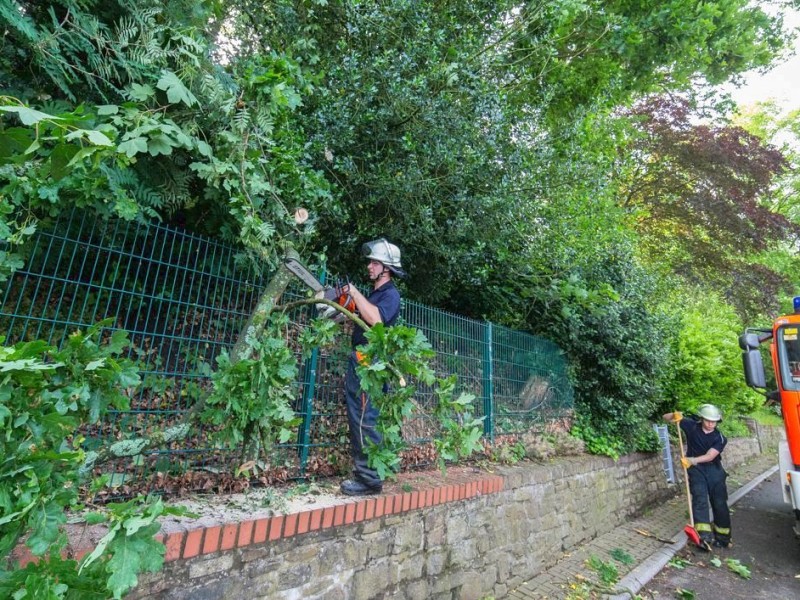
[283,255,356,321]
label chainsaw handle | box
[335,275,352,297]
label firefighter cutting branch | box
[339,238,406,496]
[664,404,732,549]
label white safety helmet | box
[361,238,406,277]
[697,404,722,422]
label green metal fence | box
[0,211,572,487]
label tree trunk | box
[230,247,300,363]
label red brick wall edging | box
[12,473,505,567]
[154,474,504,562]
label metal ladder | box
[653,423,676,484]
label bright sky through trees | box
[726,6,799,110]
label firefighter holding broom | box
[664,404,732,549]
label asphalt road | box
[641,471,800,599]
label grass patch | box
[750,406,783,427]
[719,418,752,438]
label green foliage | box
[534,246,677,457]
[0,1,331,282]
[735,101,800,229]
[201,311,304,467]
[0,96,123,281]
[0,554,106,600]
[489,441,526,466]
[725,558,752,579]
[751,405,783,427]
[632,426,661,453]
[0,324,139,559]
[231,0,793,320]
[570,420,627,462]
[718,418,752,439]
[668,557,691,569]
[80,496,192,599]
[356,323,485,479]
[505,0,787,120]
[1,0,795,594]
[609,548,634,566]
[431,376,486,470]
[202,303,485,480]
[661,289,760,420]
[186,51,332,257]
[1,0,795,491]
[0,321,185,599]
[586,555,619,586]
[0,495,190,600]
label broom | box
[675,419,708,550]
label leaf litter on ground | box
[725,558,751,579]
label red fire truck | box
[740,296,800,536]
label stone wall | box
[744,417,785,454]
[126,437,763,600]
[723,436,761,468]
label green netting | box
[0,212,573,488]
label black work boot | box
[340,479,382,496]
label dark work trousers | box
[344,352,382,488]
[688,462,731,544]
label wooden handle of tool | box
[676,423,694,526]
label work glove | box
[318,279,354,321]
[317,287,341,320]
[333,279,350,299]
[672,411,683,422]
[323,279,349,302]
[680,457,695,469]
[334,279,356,313]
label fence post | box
[297,267,326,476]
[483,321,494,441]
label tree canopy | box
[620,96,797,318]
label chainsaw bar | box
[284,257,324,294]
[283,256,348,321]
